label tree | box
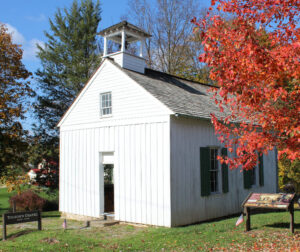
[279,157,300,193]
[126,0,212,83]
[192,0,300,170]
[34,159,59,189]
[34,0,102,160]
[0,23,33,185]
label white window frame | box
[100,92,112,117]
[210,147,220,193]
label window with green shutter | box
[221,148,229,193]
[243,153,264,189]
[200,147,227,196]
[200,147,210,196]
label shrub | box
[9,190,46,211]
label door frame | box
[99,152,114,214]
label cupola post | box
[103,37,107,57]
[121,30,126,52]
[139,38,144,58]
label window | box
[243,153,264,189]
[200,147,228,196]
[210,148,219,193]
[100,92,112,116]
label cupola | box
[99,21,151,74]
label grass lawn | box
[0,187,299,251]
[0,187,12,215]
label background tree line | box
[0,23,34,189]
[125,0,211,83]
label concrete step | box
[102,212,115,221]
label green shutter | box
[200,147,210,196]
[259,154,264,186]
[243,169,252,189]
[221,148,229,193]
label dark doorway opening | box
[104,164,114,212]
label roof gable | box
[58,59,173,127]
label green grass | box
[0,187,299,251]
[0,187,14,215]
[0,211,299,251]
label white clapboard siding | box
[170,116,277,226]
[110,52,146,73]
[59,116,171,227]
[110,52,123,68]
[122,53,146,74]
[60,60,171,127]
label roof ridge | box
[144,68,217,88]
[106,57,216,89]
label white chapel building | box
[58,21,278,227]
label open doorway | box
[104,164,114,212]
[99,152,115,214]
[100,152,114,214]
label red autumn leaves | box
[192,0,299,170]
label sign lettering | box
[243,193,294,209]
[2,211,42,240]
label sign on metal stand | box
[2,211,42,240]
[242,193,295,233]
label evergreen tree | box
[34,0,102,160]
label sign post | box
[245,207,250,232]
[289,202,294,233]
[2,211,42,240]
[242,193,295,233]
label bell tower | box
[99,21,151,74]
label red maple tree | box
[192,0,299,170]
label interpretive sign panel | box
[242,193,295,233]
[2,211,41,240]
[243,193,295,209]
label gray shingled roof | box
[107,59,230,120]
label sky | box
[0,0,211,129]
[0,0,131,73]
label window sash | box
[210,148,219,193]
[100,92,112,116]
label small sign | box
[2,211,42,240]
[243,193,295,209]
[242,193,295,233]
